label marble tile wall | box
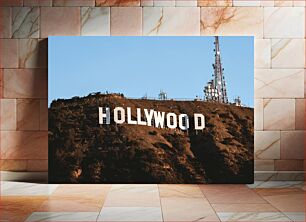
[0,0,304,180]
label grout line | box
[157,184,165,222]
[95,184,112,221]
[198,184,222,221]
[256,193,294,221]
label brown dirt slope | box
[48,93,254,184]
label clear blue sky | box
[49,36,254,107]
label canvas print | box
[48,36,254,184]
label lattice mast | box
[204,36,228,103]
[214,36,228,103]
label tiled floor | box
[0,181,305,222]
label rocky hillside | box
[48,93,254,184]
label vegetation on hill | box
[49,93,254,183]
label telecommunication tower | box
[204,36,228,104]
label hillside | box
[48,93,254,184]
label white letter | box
[137,108,147,126]
[166,113,177,129]
[154,111,165,128]
[179,114,189,130]
[144,109,154,126]
[127,107,137,125]
[194,113,205,130]
[114,107,125,124]
[99,107,110,124]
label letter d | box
[194,113,205,130]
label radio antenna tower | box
[204,36,228,104]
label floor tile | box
[1,181,304,222]
[0,196,47,221]
[199,185,266,204]
[217,212,291,221]
[248,181,304,189]
[161,197,219,221]
[283,212,305,221]
[255,188,305,212]
[212,203,278,212]
[159,184,204,198]
[97,207,162,221]
[103,184,160,207]
[254,188,304,196]
[37,196,104,212]
[52,184,111,198]
[25,212,99,221]
[1,181,58,196]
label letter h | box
[99,107,110,124]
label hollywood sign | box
[99,107,205,130]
